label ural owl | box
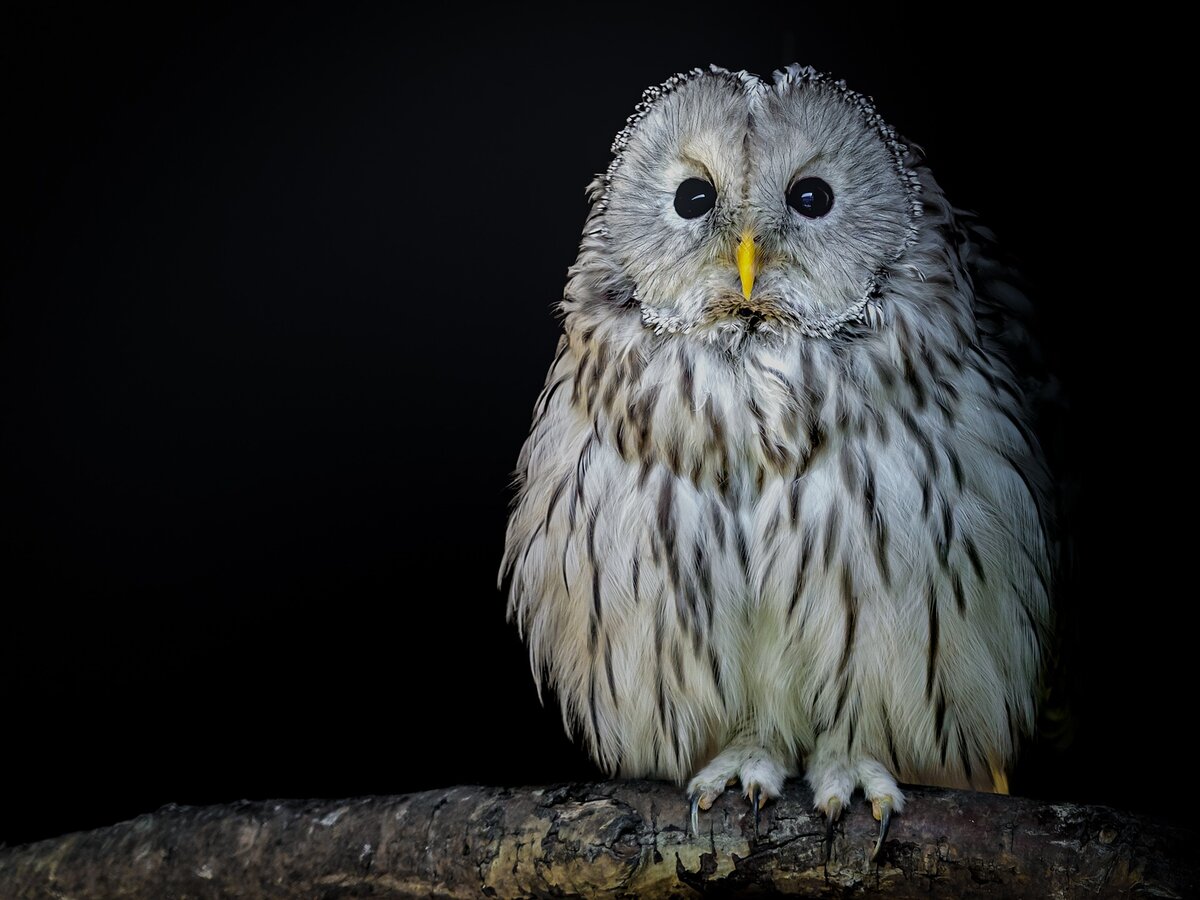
[500,64,1053,857]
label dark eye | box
[674,177,717,219]
[787,177,834,218]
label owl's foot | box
[806,738,905,862]
[686,739,794,836]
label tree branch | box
[0,781,1192,898]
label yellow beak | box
[736,231,756,300]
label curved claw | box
[823,797,842,862]
[689,792,700,836]
[751,785,762,837]
[871,796,893,862]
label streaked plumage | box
[500,64,1054,841]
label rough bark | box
[0,781,1192,898]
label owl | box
[500,64,1053,857]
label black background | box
[3,6,1181,847]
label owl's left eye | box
[674,178,717,219]
[787,177,834,218]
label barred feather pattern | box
[500,65,1053,798]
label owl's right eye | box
[787,177,834,218]
[674,178,717,219]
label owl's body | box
[501,66,1052,833]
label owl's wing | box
[956,209,1076,766]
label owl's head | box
[575,64,922,345]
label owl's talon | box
[824,795,843,823]
[822,796,842,862]
[871,796,893,862]
[751,784,762,837]
[689,792,700,835]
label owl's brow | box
[677,152,716,183]
[791,151,829,180]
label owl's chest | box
[605,338,874,499]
